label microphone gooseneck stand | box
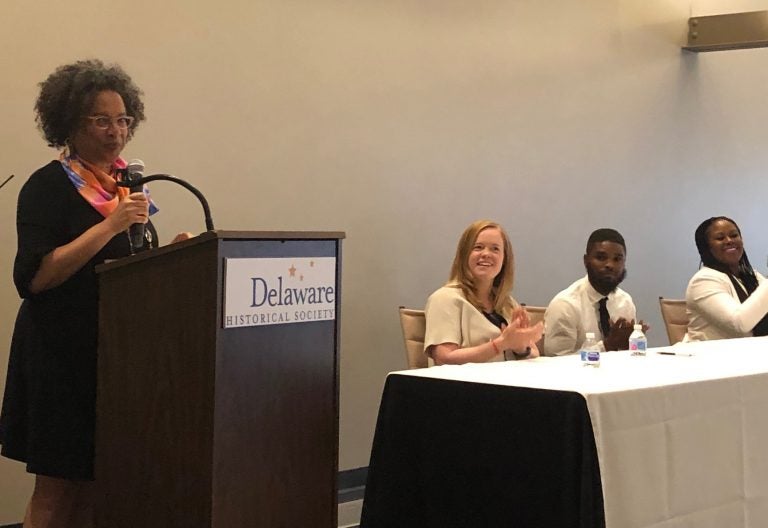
[116,174,215,231]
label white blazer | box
[685,266,768,341]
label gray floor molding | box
[338,467,366,528]
[338,466,367,503]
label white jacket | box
[684,266,768,341]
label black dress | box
[0,161,157,480]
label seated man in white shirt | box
[544,228,642,356]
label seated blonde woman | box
[424,220,543,365]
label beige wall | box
[2,0,768,523]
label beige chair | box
[659,297,688,345]
[398,307,427,369]
[522,305,546,352]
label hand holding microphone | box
[108,190,148,233]
[106,159,149,248]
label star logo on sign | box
[288,265,297,277]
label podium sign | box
[223,257,336,328]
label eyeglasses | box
[84,115,135,130]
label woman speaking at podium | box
[0,59,188,527]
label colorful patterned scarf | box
[59,149,158,217]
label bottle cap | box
[586,332,595,339]
[634,324,642,330]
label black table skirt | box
[360,375,605,528]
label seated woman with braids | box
[424,219,543,365]
[685,216,768,341]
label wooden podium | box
[94,231,344,527]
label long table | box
[360,337,768,527]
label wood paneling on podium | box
[95,231,343,528]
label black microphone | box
[125,159,146,251]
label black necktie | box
[598,297,611,339]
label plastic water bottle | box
[580,332,600,367]
[628,324,647,356]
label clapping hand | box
[497,317,543,354]
[604,317,640,351]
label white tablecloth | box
[394,336,768,528]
